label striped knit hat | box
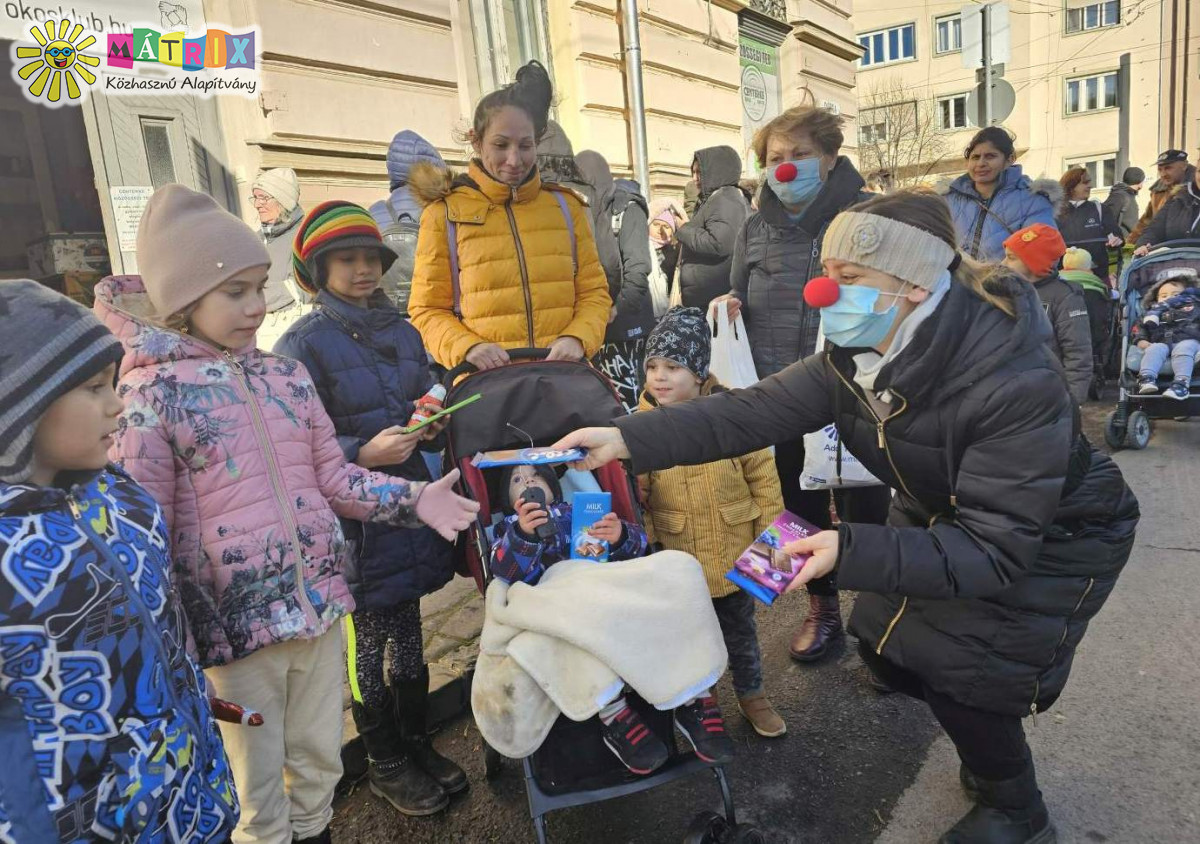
[291,201,396,295]
[0,281,124,484]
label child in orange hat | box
[1002,223,1095,404]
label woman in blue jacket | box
[939,127,1061,262]
[275,203,465,819]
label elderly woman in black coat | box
[558,191,1138,844]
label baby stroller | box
[439,349,761,844]
[1104,240,1200,449]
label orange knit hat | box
[1003,224,1066,279]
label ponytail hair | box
[469,60,554,144]
[848,190,1018,318]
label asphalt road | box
[332,405,1199,844]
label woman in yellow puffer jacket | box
[408,61,611,370]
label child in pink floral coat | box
[97,184,477,844]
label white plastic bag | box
[648,241,671,318]
[800,425,884,490]
[707,302,759,389]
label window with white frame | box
[859,110,890,144]
[938,94,970,130]
[858,23,916,68]
[1065,1,1120,34]
[467,0,551,94]
[1066,155,1118,189]
[1065,71,1119,114]
[935,14,962,55]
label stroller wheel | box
[483,743,504,780]
[1104,411,1126,450]
[682,810,730,844]
[1125,410,1152,449]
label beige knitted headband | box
[821,211,958,290]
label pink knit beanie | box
[136,184,271,318]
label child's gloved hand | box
[415,469,480,541]
[515,497,550,537]
[587,513,624,544]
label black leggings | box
[774,436,893,596]
[347,601,424,709]
[860,643,1030,781]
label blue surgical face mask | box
[767,158,823,207]
[820,284,909,349]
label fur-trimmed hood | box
[410,159,457,208]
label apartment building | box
[850,0,1198,200]
[0,0,862,282]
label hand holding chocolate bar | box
[779,530,839,592]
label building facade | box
[0,0,861,286]
[850,0,1198,201]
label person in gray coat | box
[676,146,750,308]
[575,150,655,411]
[251,167,308,350]
[718,106,892,665]
[1102,167,1144,239]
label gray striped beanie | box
[0,281,124,484]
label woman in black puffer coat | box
[558,191,1139,844]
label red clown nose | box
[804,276,840,308]
[774,162,798,182]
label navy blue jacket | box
[275,290,453,608]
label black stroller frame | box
[439,349,759,844]
[1104,240,1200,450]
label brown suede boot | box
[789,593,843,663]
[737,692,786,738]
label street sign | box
[961,3,1011,68]
[967,77,1016,126]
[976,64,1006,83]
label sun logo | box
[13,20,101,106]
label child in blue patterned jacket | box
[0,282,238,844]
[489,463,733,775]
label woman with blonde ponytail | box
[557,190,1139,844]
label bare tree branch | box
[857,77,952,188]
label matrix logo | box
[105,26,255,71]
[12,19,100,106]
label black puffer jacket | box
[1056,199,1121,279]
[616,276,1139,716]
[677,146,749,309]
[731,157,869,377]
[1137,179,1200,247]
[1034,275,1093,405]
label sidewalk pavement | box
[340,575,484,780]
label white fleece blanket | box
[471,551,728,759]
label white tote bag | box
[707,302,759,389]
[800,424,884,490]
[648,241,671,318]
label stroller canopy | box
[445,360,628,459]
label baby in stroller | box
[1134,267,1200,399]
[490,463,735,775]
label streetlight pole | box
[622,0,651,192]
[981,2,993,126]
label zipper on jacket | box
[223,351,319,627]
[505,189,537,347]
[828,360,914,499]
[1028,576,1095,722]
[876,596,908,655]
[67,494,237,830]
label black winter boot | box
[293,828,331,844]
[351,695,448,816]
[393,668,468,794]
[939,764,1056,844]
